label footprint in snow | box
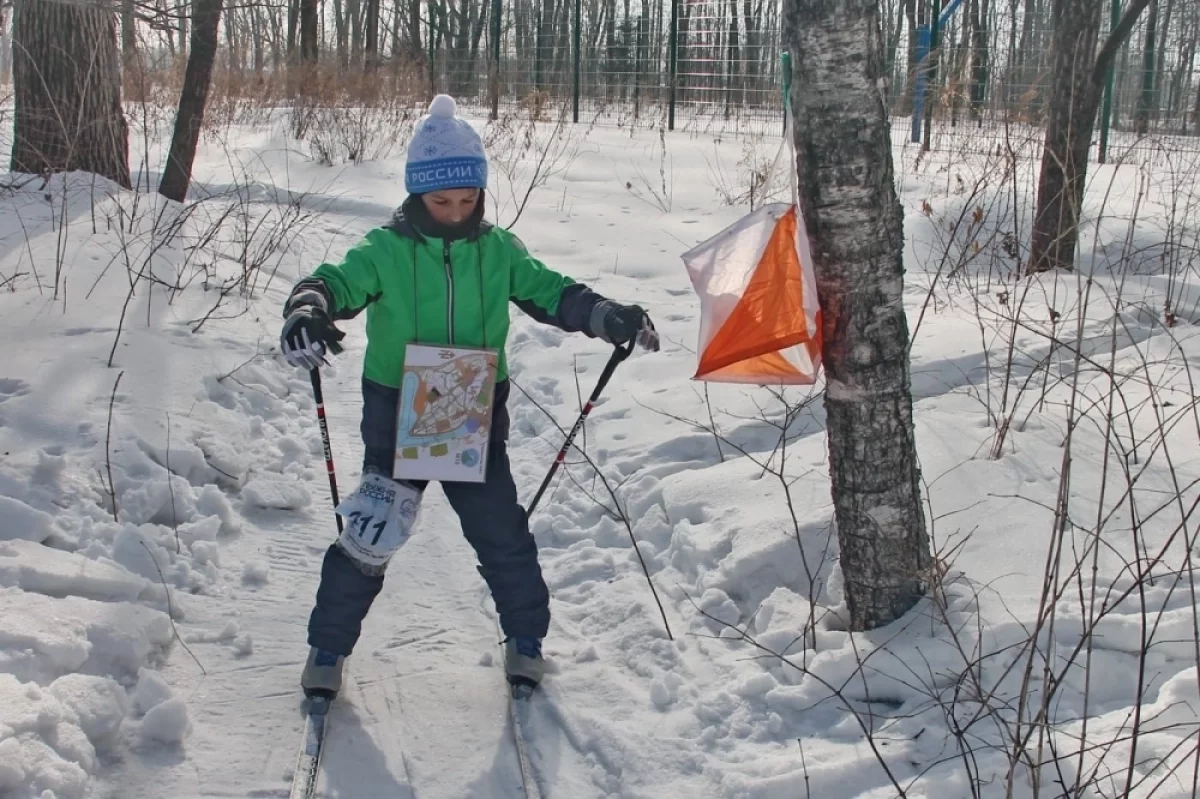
[0,378,31,403]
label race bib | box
[334,473,421,569]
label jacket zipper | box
[442,240,455,344]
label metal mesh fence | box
[416,0,1200,155]
[3,0,1194,156]
[429,0,786,132]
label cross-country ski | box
[290,697,331,799]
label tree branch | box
[105,371,125,520]
[1090,0,1153,88]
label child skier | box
[279,95,659,698]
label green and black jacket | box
[285,196,611,388]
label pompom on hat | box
[405,95,488,194]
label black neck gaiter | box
[403,194,486,242]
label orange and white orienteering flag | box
[681,200,823,385]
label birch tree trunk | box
[11,0,130,188]
[783,0,931,631]
[159,0,222,203]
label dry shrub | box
[519,89,552,123]
[287,63,428,165]
[127,57,430,148]
[117,58,434,167]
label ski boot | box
[301,647,345,700]
[504,636,544,698]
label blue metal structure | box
[910,0,966,143]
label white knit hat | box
[405,95,488,194]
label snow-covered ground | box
[2,104,1200,799]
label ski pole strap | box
[527,340,633,516]
[310,369,343,534]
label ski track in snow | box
[2,115,1200,799]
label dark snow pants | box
[307,378,550,656]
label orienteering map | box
[394,344,497,482]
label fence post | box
[921,0,941,152]
[1098,0,1119,163]
[573,0,581,123]
[489,0,501,120]
[911,25,930,143]
[668,0,679,130]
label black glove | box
[280,306,345,369]
[600,303,660,352]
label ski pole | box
[310,368,343,534]
[527,339,634,516]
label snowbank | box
[0,167,335,797]
[0,673,128,799]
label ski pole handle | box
[527,339,634,516]
[310,369,343,534]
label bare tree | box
[287,0,298,60]
[1134,0,1159,135]
[783,0,931,631]
[1151,0,1174,127]
[1028,0,1151,273]
[159,0,222,203]
[364,0,381,69]
[1,3,11,85]
[300,0,318,62]
[332,0,348,66]
[1195,66,1200,132]
[11,0,130,188]
[1165,1,1194,131]
[120,0,136,68]
[895,0,919,113]
[401,0,424,64]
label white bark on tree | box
[783,0,931,631]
